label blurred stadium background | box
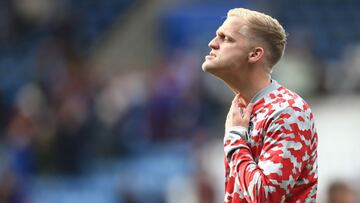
[0,0,359,202]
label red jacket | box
[224,80,318,203]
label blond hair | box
[227,8,287,67]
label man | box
[328,181,358,203]
[202,8,318,203]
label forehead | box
[217,16,246,36]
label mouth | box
[205,52,216,60]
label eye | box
[216,32,232,42]
[221,34,232,42]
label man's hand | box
[225,94,254,132]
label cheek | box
[223,49,247,64]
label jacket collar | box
[250,79,281,104]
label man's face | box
[202,16,251,75]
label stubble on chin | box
[202,64,223,79]
[202,58,218,72]
[201,61,210,72]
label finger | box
[236,94,244,109]
[237,95,246,108]
[228,98,236,116]
[243,103,254,120]
[235,93,241,100]
[230,98,236,112]
[233,94,240,105]
[231,96,240,114]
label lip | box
[209,52,216,57]
[205,55,215,60]
[205,52,216,60]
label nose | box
[208,37,219,50]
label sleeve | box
[223,107,313,203]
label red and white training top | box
[224,80,318,203]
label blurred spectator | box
[327,180,358,203]
[195,169,216,203]
[0,168,27,203]
[120,190,140,203]
[0,91,10,138]
[5,110,36,178]
[272,33,321,97]
[338,44,360,93]
[52,59,95,175]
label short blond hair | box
[227,8,287,67]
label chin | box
[201,63,209,72]
[202,61,215,72]
[201,63,227,81]
[203,65,221,76]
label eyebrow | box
[216,30,235,40]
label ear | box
[248,47,264,64]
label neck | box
[223,68,271,104]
